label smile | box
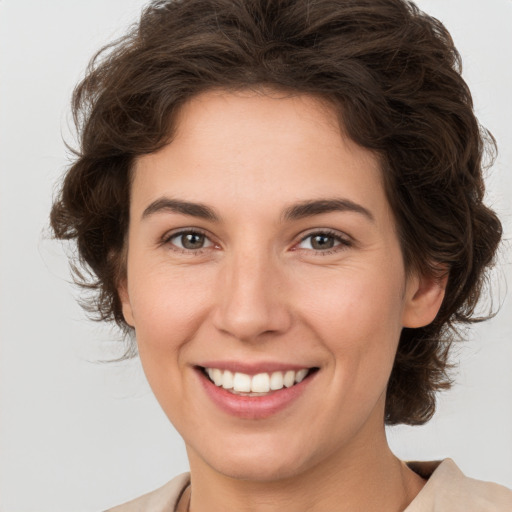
[203,367,312,395]
[196,364,319,419]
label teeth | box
[204,367,311,393]
[233,372,252,392]
[295,368,308,383]
[283,370,295,388]
[212,368,223,386]
[221,370,234,389]
[251,373,270,393]
[269,371,284,390]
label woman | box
[50,0,512,510]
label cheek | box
[295,265,405,382]
[126,264,217,421]
[296,263,405,334]
[127,263,214,355]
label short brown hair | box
[50,0,502,425]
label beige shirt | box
[105,459,512,511]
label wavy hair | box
[51,0,502,425]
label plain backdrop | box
[0,0,511,511]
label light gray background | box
[0,1,511,511]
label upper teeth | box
[206,368,310,393]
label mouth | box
[198,366,319,397]
[195,363,320,419]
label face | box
[120,89,443,482]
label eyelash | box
[162,228,214,255]
[161,228,352,256]
[295,229,353,256]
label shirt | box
[105,459,512,511]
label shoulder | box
[104,473,190,512]
[406,459,512,512]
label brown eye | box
[181,232,206,249]
[297,231,351,252]
[310,234,335,250]
[168,230,214,251]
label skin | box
[119,88,446,512]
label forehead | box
[174,87,343,140]
[131,88,390,226]
[169,88,360,164]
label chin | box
[212,455,308,483]
[188,436,317,483]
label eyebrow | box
[142,198,220,221]
[281,198,374,223]
[141,197,374,223]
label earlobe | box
[118,280,135,327]
[402,271,448,328]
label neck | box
[185,428,425,512]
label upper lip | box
[196,361,317,375]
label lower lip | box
[196,369,316,420]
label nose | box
[212,249,292,342]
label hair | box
[50,0,502,425]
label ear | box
[402,270,448,328]
[118,279,135,328]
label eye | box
[165,230,215,251]
[296,230,351,253]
